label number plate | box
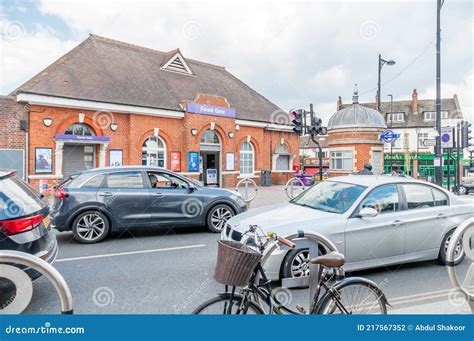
[43,216,50,229]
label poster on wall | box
[170,151,181,172]
[226,153,235,171]
[188,151,199,172]
[109,150,123,167]
[35,148,53,174]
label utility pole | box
[434,0,444,185]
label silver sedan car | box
[222,176,474,281]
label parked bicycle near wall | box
[193,225,389,315]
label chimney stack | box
[337,96,342,111]
[412,89,418,114]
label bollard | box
[0,250,73,314]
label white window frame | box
[330,150,353,171]
[142,136,167,168]
[424,111,449,121]
[239,142,255,176]
[387,112,405,122]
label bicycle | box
[193,225,389,314]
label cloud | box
[0,14,78,94]
[0,0,471,126]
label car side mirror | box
[188,183,196,192]
[359,207,378,218]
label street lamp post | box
[388,94,394,172]
[377,54,396,112]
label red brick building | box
[9,35,298,192]
[0,96,28,179]
[327,88,386,176]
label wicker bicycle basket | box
[214,240,262,287]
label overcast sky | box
[1,0,472,123]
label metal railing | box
[446,217,474,313]
[0,250,73,314]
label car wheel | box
[438,230,464,265]
[72,210,110,244]
[206,204,234,233]
[458,186,467,195]
[282,248,311,279]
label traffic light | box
[290,109,305,135]
[462,121,472,149]
[309,116,326,135]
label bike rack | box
[235,178,258,206]
[260,230,342,310]
[446,217,474,313]
[0,250,73,314]
[284,177,306,199]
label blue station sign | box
[379,129,400,143]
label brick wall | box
[26,95,299,191]
[327,129,384,177]
[0,96,27,150]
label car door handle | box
[99,192,114,197]
[153,193,165,198]
[392,220,404,227]
[436,213,447,219]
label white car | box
[222,175,474,281]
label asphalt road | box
[23,187,472,314]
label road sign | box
[423,139,436,147]
[379,129,400,143]
[428,130,440,139]
[441,127,454,148]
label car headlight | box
[231,194,246,207]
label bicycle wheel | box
[317,279,387,315]
[192,294,264,315]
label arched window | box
[239,142,254,175]
[275,144,290,170]
[142,136,166,168]
[64,123,95,136]
[200,129,220,144]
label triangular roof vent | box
[161,50,193,75]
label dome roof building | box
[328,87,386,131]
[326,85,386,176]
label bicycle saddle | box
[309,251,345,268]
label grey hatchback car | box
[51,166,247,243]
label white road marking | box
[55,244,206,263]
[389,286,474,307]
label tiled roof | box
[340,95,462,128]
[13,34,281,123]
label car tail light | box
[54,187,68,198]
[0,214,44,235]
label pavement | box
[20,185,473,314]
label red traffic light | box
[289,109,300,118]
